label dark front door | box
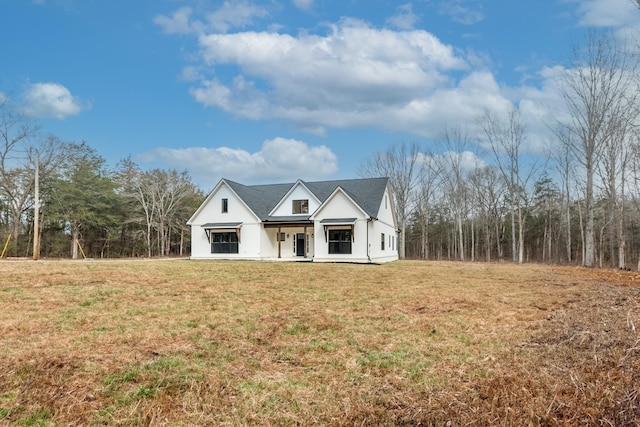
[296,233,305,257]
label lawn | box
[0,260,639,425]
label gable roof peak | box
[211,176,390,221]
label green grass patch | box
[19,407,51,426]
[284,322,309,335]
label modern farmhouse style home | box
[188,177,398,263]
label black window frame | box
[381,233,385,250]
[211,232,238,254]
[292,199,309,214]
[221,198,228,213]
[328,229,352,254]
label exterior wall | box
[260,227,277,258]
[367,187,399,263]
[189,183,262,259]
[271,184,320,217]
[377,188,396,229]
[312,191,370,262]
[367,218,398,263]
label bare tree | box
[150,169,198,256]
[117,160,200,257]
[0,98,38,254]
[479,106,538,264]
[558,31,640,267]
[469,165,506,262]
[629,134,640,270]
[359,142,422,259]
[596,114,634,268]
[0,99,63,256]
[414,152,439,259]
[432,126,477,261]
[551,125,577,264]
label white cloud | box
[292,0,314,12]
[22,82,88,119]
[154,1,268,35]
[157,6,571,151]
[186,18,476,137]
[154,7,196,34]
[138,138,338,185]
[573,0,640,44]
[438,0,484,25]
[386,3,419,30]
[575,0,638,28]
[179,65,203,82]
[206,1,268,33]
[0,91,7,103]
[439,150,486,172]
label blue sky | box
[2,0,639,189]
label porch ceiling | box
[262,216,313,228]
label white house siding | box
[368,219,398,263]
[270,183,320,217]
[189,183,261,260]
[312,191,370,262]
[368,187,399,263]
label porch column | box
[277,226,281,259]
[304,225,308,258]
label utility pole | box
[33,150,40,260]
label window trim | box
[328,229,352,254]
[292,199,309,214]
[211,231,239,254]
[221,198,228,213]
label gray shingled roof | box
[224,177,389,221]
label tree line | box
[362,32,640,269]
[4,30,639,266]
[0,100,204,259]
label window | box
[381,233,385,250]
[221,198,228,213]
[277,232,286,242]
[292,199,309,214]
[328,229,352,254]
[211,232,238,253]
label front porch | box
[262,218,315,260]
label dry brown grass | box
[0,260,638,425]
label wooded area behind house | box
[3,31,640,266]
[361,33,640,269]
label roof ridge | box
[218,176,389,220]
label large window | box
[328,229,352,254]
[292,199,309,214]
[211,232,238,253]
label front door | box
[296,233,305,257]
